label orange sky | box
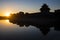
[0,0,60,16]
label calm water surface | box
[0,20,60,40]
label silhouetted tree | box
[40,4,50,14]
[9,4,60,36]
[19,11,24,16]
[25,12,29,15]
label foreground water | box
[0,20,60,40]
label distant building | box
[55,9,60,15]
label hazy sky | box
[0,0,60,16]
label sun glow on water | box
[6,20,9,23]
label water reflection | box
[0,20,10,26]
[0,20,19,31]
[5,20,9,23]
[0,20,41,40]
[9,19,60,35]
[0,20,60,40]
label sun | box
[5,12,10,16]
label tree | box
[40,4,50,13]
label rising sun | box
[5,12,10,16]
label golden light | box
[5,12,11,16]
[6,20,9,23]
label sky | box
[0,0,60,16]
